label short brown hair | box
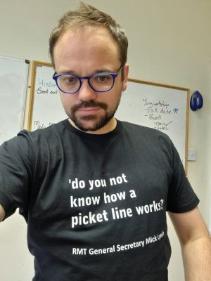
[49,2,128,67]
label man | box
[0,2,210,281]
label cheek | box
[108,85,123,105]
[60,94,75,108]
[102,92,121,112]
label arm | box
[0,204,5,222]
[169,207,211,281]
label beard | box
[66,100,120,132]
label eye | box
[60,75,78,85]
[93,73,113,84]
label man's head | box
[49,2,129,134]
[49,2,128,68]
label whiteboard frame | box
[27,60,53,131]
[27,61,189,172]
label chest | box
[29,137,170,227]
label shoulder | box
[0,120,68,158]
[17,119,67,143]
[119,120,173,147]
[118,120,177,168]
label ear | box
[122,64,129,91]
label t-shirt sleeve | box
[166,139,199,213]
[0,131,33,219]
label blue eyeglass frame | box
[52,66,122,94]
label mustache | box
[72,101,107,112]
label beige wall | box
[0,0,211,280]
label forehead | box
[53,26,121,72]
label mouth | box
[75,101,107,113]
[75,106,104,119]
[78,105,101,112]
[72,101,107,118]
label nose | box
[77,79,97,101]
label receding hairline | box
[52,23,123,65]
[55,21,119,41]
[49,2,128,67]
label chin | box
[76,122,104,132]
[69,110,116,132]
[74,116,111,132]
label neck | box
[68,118,117,135]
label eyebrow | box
[56,68,118,76]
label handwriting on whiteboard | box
[142,98,179,131]
[33,120,54,130]
[36,79,58,95]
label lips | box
[72,101,107,117]
[77,106,101,115]
[78,106,100,111]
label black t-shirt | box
[0,120,199,281]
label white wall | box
[0,0,211,280]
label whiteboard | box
[116,79,189,168]
[0,56,29,144]
[28,62,189,168]
[28,61,66,131]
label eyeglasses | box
[53,67,122,94]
